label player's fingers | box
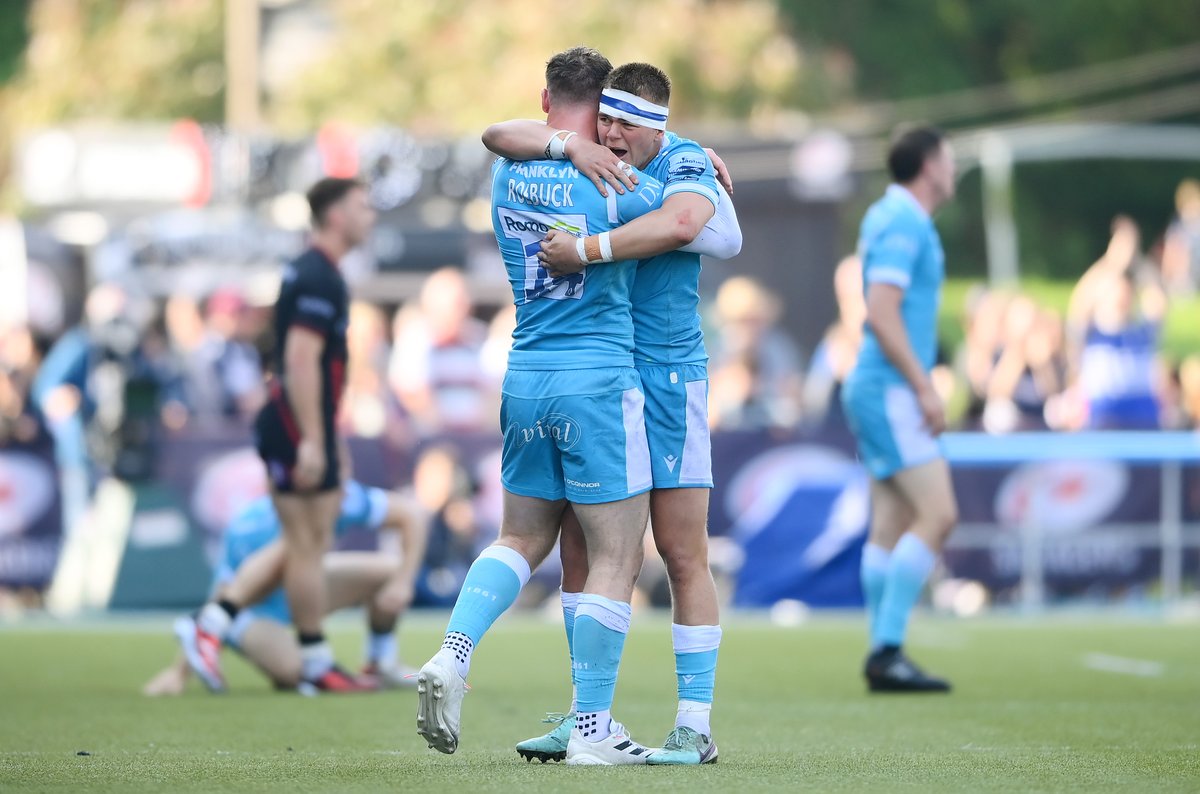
[609,168,634,194]
[589,175,609,198]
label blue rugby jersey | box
[852,184,945,385]
[491,157,664,371]
[632,132,723,366]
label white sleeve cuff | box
[664,181,720,209]
[866,267,911,288]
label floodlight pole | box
[225,0,261,132]
[980,133,1020,287]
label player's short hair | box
[306,177,365,228]
[606,62,671,105]
[545,47,612,106]
[887,127,945,184]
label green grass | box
[2,614,1198,791]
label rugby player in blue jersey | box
[415,47,676,765]
[483,61,741,766]
[155,480,428,695]
[841,127,959,693]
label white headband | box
[599,88,669,131]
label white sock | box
[367,631,396,667]
[570,685,577,715]
[197,602,232,639]
[300,642,334,681]
[575,709,614,743]
[676,699,712,736]
[441,631,474,679]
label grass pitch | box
[1,613,1197,792]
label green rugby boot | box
[516,712,575,763]
[645,725,718,765]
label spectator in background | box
[1070,270,1164,429]
[164,294,207,419]
[981,297,1066,432]
[708,275,804,429]
[478,304,516,426]
[1162,178,1200,294]
[388,267,491,433]
[1176,355,1200,429]
[190,289,266,423]
[1064,217,1167,430]
[803,255,864,427]
[340,300,412,446]
[409,444,485,607]
[958,288,1010,427]
[0,323,43,444]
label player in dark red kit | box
[183,178,378,692]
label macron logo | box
[663,455,679,473]
[682,674,696,684]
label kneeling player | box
[147,480,428,695]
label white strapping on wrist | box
[597,231,613,262]
[546,130,576,159]
[575,233,614,265]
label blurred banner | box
[3,426,1196,607]
[0,436,62,589]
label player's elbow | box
[719,226,744,258]
[481,124,503,153]
[668,212,704,247]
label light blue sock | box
[673,623,721,735]
[561,590,580,712]
[874,534,937,649]
[442,545,531,678]
[861,543,892,647]
[572,594,631,741]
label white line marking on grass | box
[1082,653,1165,677]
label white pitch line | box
[1082,653,1165,677]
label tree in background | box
[265,0,819,134]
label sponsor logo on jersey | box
[297,295,336,317]
[667,152,707,182]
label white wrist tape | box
[574,232,615,265]
[546,130,576,160]
[597,231,613,262]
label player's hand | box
[293,438,327,491]
[538,230,587,277]
[375,578,415,616]
[142,666,187,697]
[704,147,734,195]
[916,383,947,436]
[568,137,638,197]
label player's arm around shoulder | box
[482,119,636,196]
[605,142,720,257]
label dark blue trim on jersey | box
[599,94,668,122]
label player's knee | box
[921,500,958,538]
[659,543,709,581]
[272,662,302,689]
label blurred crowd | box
[5,179,1200,453]
[2,178,1199,606]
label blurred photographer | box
[33,283,187,523]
